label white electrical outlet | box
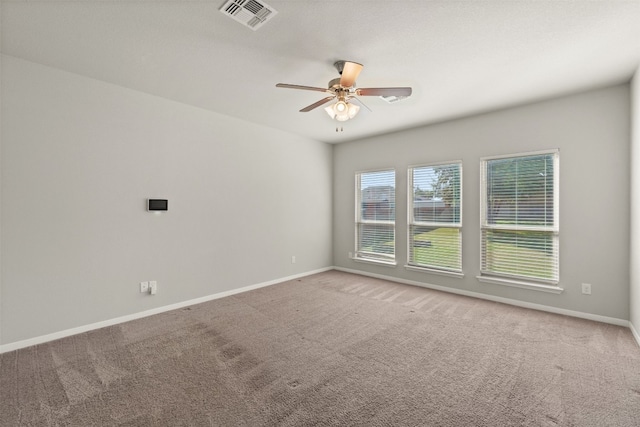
[291,256,296,264]
[149,281,158,295]
[140,281,149,293]
[581,283,592,295]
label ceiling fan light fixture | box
[335,113,350,122]
[325,100,360,121]
[324,104,336,119]
[347,102,360,118]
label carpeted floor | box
[1,270,639,426]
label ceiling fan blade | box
[300,96,335,112]
[339,61,363,88]
[356,87,412,97]
[276,83,330,93]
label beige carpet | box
[1,270,639,426]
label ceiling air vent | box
[220,0,277,31]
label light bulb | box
[335,101,347,113]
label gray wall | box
[0,56,333,345]
[631,67,640,335]
[334,85,631,320]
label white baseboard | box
[0,267,332,354]
[334,266,631,328]
[630,322,640,348]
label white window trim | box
[355,169,396,263]
[407,161,463,273]
[352,255,398,267]
[404,264,464,278]
[479,149,560,285]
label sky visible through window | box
[360,168,452,199]
[360,170,395,189]
[412,168,439,198]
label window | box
[480,150,559,284]
[355,170,395,263]
[408,162,462,273]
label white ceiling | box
[2,0,640,143]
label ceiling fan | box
[276,60,412,123]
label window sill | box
[404,265,464,279]
[476,275,564,294]
[351,256,397,268]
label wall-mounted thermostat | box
[148,199,168,211]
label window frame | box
[479,149,560,285]
[406,161,463,274]
[354,169,396,265]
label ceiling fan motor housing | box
[328,77,342,89]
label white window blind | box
[480,151,559,283]
[355,170,395,262]
[408,163,462,272]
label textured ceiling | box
[2,0,640,143]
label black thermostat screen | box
[148,199,168,211]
